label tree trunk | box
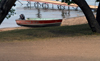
[96,2,100,25]
[0,0,16,24]
[72,0,100,32]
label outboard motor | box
[20,14,25,20]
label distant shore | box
[0,16,88,32]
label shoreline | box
[0,16,88,32]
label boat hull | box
[16,19,62,27]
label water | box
[0,0,98,28]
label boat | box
[16,17,62,27]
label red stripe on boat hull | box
[16,19,62,27]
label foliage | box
[6,8,16,19]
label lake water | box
[0,0,98,28]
